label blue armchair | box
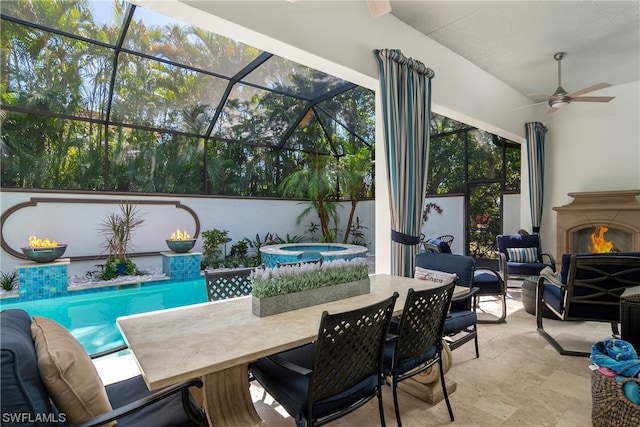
[496,234,556,282]
[415,253,479,357]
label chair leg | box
[438,355,454,422]
[611,322,620,337]
[535,284,590,357]
[473,329,479,358]
[477,294,507,324]
[377,387,386,427]
[392,377,402,427]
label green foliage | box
[250,258,370,298]
[98,202,145,261]
[99,258,139,281]
[1,270,18,291]
[348,217,369,247]
[0,2,374,196]
[201,228,229,268]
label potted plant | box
[1,269,18,292]
[250,258,370,317]
[98,202,145,280]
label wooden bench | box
[536,252,640,356]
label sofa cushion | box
[507,247,538,263]
[31,316,116,426]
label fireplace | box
[553,190,640,260]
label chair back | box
[415,253,474,287]
[392,283,456,368]
[496,234,543,262]
[415,252,475,311]
[426,238,452,254]
[205,266,261,301]
[308,293,398,406]
[563,255,640,321]
[1,309,57,426]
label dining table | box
[116,273,468,426]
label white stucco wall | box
[0,192,375,277]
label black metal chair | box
[249,293,399,427]
[1,309,207,427]
[383,283,456,426]
[205,265,263,301]
[415,253,480,357]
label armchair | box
[1,309,207,427]
[536,253,640,356]
[249,294,398,427]
[496,234,556,282]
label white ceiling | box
[388,1,640,102]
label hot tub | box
[259,243,368,268]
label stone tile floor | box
[97,279,607,426]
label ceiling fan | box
[368,0,392,17]
[529,52,615,114]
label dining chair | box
[249,293,399,427]
[383,282,457,426]
[1,308,207,427]
[415,252,480,357]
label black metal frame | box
[536,255,640,357]
[385,283,457,426]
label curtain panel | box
[525,122,547,234]
[373,49,435,277]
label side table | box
[521,277,559,319]
[620,285,640,351]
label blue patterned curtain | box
[525,122,547,234]
[373,49,435,277]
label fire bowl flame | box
[21,244,67,263]
[166,239,196,253]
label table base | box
[202,364,265,426]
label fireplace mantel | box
[553,190,640,260]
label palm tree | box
[280,154,338,242]
[337,147,372,243]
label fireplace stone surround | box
[553,190,640,263]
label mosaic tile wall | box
[17,262,68,301]
[260,252,366,268]
[162,252,202,282]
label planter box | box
[252,278,370,317]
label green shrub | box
[250,258,369,298]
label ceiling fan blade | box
[527,93,554,100]
[508,100,548,111]
[546,107,559,114]
[368,0,391,17]
[571,96,615,103]
[568,83,612,98]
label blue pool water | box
[1,279,208,355]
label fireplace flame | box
[28,235,59,249]
[588,226,614,253]
[169,229,191,240]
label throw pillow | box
[30,316,116,426]
[414,266,457,285]
[507,247,538,263]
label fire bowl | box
[166,239,196,253]
[21,245,67,263]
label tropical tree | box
[337,146,372,243]
[280,154,338,242]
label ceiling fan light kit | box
[529,52,615,113]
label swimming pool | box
[259,243,368,267]
[0,279,208,355]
